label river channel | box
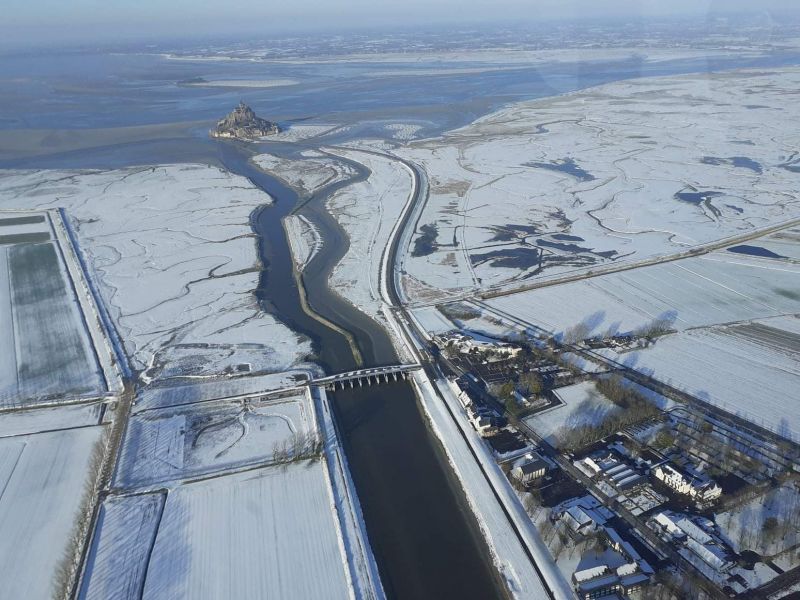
[220,141,508,600]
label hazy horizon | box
[3,0,800,50]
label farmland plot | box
[116,392,316,489]
[611,320,800,439]
[484,252,800,339]
[142,462,353,600]
[79,493,166,600]
[0,402,102,437]
[0,240,105,407]
[0,426,105,600]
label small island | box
[210,102,280,140]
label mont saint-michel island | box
[210,102,280,140]
[1,8,800,600]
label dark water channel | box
[217,142,506,600]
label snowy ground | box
[484,251,800,339]
[253,150,356,196]
[0,402,103,437]
[133,370,312,413]
[523,381,620,448]
[79,492,166,600]
[603,317,800,440]
[0,210,108,407]
[81,384,382,600]
[323,148,414,323]
[394,67,800,301]
[0,166,312,381]
[0,425,105,600]
[116,390,316,489]
[141,461,355,600]
[259,124,344,143]
[716,482,800,557]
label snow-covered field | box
[0,426,105,600]
[484,251,800,339]
[117,391,316,488]
[604,318,800,439]
[523,381,619,447]
[253,150,356,196]
[141,462,354,600]
[716,483,800,557]
[79,493,166,600]
[133,369,312,412]
[82,386,381,600]
[394,67,800,301]
[324,148,414,322]
[0,166,312,380]
[0,402,103,437]
[0,211,107,407]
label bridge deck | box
[311,364,422,387]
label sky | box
[3,0,800,47]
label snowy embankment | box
[284,213,322,272]
[0,426,105,600]
[314,387,385,600]
[393,67,800,302]
[323,148,414,322]
[411,371,573,600]
[0,166,312,381]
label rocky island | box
[210,102,280,140]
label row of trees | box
[272,430,323,464]
[560,313,677,345]
[559,376,661,451]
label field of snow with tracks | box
[394,67,800,302]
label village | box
[429,325,800,599]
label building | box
[575,452,645,493]
[511,454,550,485]
[572,560,650,599]
[434,331,522,359]
[650,511,734,573]
[653,463,722,503]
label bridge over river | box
[311,364,422,390]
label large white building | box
[653,464,721,503]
